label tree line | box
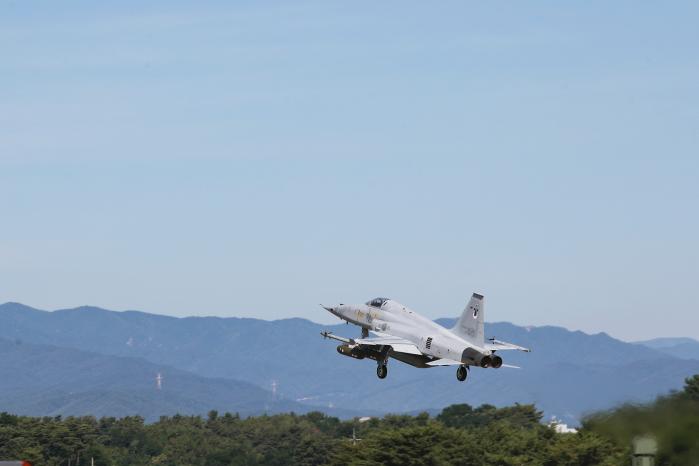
[1,375,697,466]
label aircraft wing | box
[485,338,531,352]
[354,334,423,355]
[425,358,463,366]
[426,358,521,369]
[320,331,422,355]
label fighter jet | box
[320,293,530,381]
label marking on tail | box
[452,292,485,346]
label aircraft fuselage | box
[326,300,490,365]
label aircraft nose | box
[321,304,346,318]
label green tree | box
[682,374,699,401]
[583,372,699,466]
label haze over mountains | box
[0,337,306,421]
[634,337,699,361]
[0,302,697,425]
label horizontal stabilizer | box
[485,338,531,352]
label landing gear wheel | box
[456,365,468,382]
[377,364,388,379]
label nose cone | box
[321,304,341,315]
[321,304,345,319]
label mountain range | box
[634,336,699,361]
[0,302,697,425]
[0,337,306,421]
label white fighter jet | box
[320,293,530,381]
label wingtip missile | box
[320,331,354,344]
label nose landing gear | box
[376,364,388,379]
[456,365,468,382]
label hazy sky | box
[2,1,698,341]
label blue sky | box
[1,1,698,340]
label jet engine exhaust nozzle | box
[479,356,492,368]
[491,355,503,369]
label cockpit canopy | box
[366,297,389,308]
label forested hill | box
[0,403,620,466]
[1,302,698,424]
[2,376,698,466]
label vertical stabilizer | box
[451,293,485,346]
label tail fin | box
[451,293,484,346]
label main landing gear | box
[376,349,389,379]
[456,365,468,382]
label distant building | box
[0,461,33,466]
